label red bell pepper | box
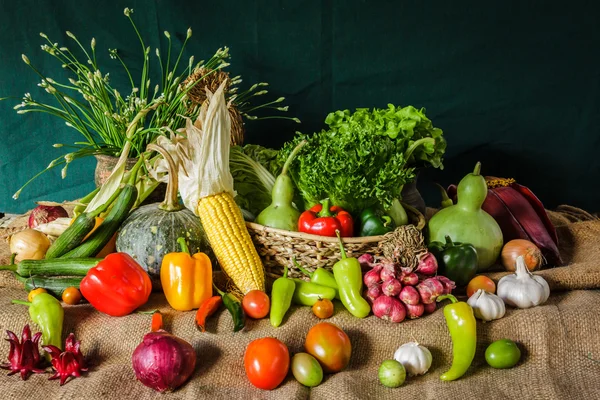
[298,199,354,237]
[80,252,152,317]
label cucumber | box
[0,258,99,276]
[45,212,97,259]
[19,276,83,298]
[62,184,138,259]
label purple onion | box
[400,272,419,286]
[398,285,420,305]
[415,252,438,276]
[382,278,402,297]
[372,296,406,323]
[405,303,425,319]
[365,284,382,304]
[363,266,382,287]
[132,330,197,392]
[423,302,437,314]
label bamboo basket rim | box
[245,202,426,243]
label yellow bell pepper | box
[161,237,213,311]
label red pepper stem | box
[436,294,458,304]
[177,237,190,255]
[336,230,347,259]
[12,300,32,306]
[293,257,313,278]
[317,198,333,218]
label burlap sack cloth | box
[0,206,599,399]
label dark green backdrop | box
[1,0,598,213]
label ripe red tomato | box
[242,290,270,319]
[304,322,351,373]
[244,337,290,390]
[466,275,496,298]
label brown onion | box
[9,229,51,262]
[132,330,196,392]
[501,239,544,272]
[28,205,68,229]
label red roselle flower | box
[42,333,88,386]
[0,324,45,380]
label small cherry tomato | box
[312,298,334,319]
[485,339,521,369]
[467,275,496,298]
[242,290,270,319]
[305,322,351,373]
[28,288,47,302]
[244,337,290,390]
[62,286,82,305]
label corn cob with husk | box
[175,81,265,293]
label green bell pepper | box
[270,264,296,327]
[12,292,64,350]
[358,208,395,237]
[429,236,479,287]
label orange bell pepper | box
[160,237,213,311]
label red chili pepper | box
[195,296,222,332]
[80,252,152,317]
[151,311,164,332]
[298,199,354,237]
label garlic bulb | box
[497,255,550,309]
[467,289,506,321]
[393,342,432,376]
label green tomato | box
[485,339,522,369]
[291,352,324,387]
[378,359,406,388]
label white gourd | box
[393,342,432,376]
[467,289,506,321]
[497,255,550,309]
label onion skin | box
[399,286,420,305]
[363,266,382,287]
[28,205,68,229]
[9,229,51,262]
[423,302,437,314]
[405,303,425,319]
[501,239,544,272]
[415,252,438,276]
[382,278,402,297]
[365,284,382,304]
[372,296,406,323]
[132,330,197,392]
[400,272,419,286]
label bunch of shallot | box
[360,253,455,323]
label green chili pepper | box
[358,208,395,237]
[437,294,477,381]
[270,264,296,327]
[332,230,370,318]
[12,293,64,351]
[429,236,479,287]
[291,279,337,306]
[214,285,245,332]
[293,258,339,299]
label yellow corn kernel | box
[197,192,265,293]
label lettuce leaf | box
[279,105,445,214]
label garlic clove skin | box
[497,255,550,309]
[393,342,432,377]
[467,289,506,321]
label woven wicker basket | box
[246,203,427,280]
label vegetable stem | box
[336,230,347,260]
[11,300,32,306]
[281,140,307,176]
[436,294,458,304]
[177,237,190,256]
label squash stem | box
[473,162,481,176]
[147,143,182,212]
[281,140,307,176]
[0,264,17,272]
